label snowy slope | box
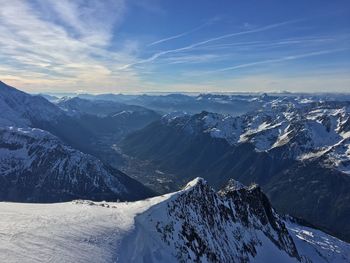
[287,220,350,263]
[0,197,169,263]
[0,127,153,202]
[162,99,350,173]
[0,178,348,263]
[0,81,64,127]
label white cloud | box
[46,0,125,46]
[0,0,144,92]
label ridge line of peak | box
[183,177,207,190]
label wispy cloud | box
[195,36,342,51]
[120,19,302,69]
[164,54,223,65]
[148,21,210,47]
[208,48,349,73]
[0,0,145,92]
[147,16,223,47]
[42,0,124,46]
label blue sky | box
[0,0,349,93]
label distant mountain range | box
[1,80,350,257]
[55,96,161,167]
[0,81,154,202]
[121,96,350,242]
[42,90,350,116]
[1,80,161,166]
[74,92,266,116]
[56,96,159,118]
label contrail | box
[147,23,208,47]
[209,48,349,73]
[147,16,222,47]
[120,19,303,69]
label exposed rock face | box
[136,178,301,263]
[219,181,300,260]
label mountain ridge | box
[2,177,349,262]
[120,99,350,242]
[0,81,155,202]
[0,126,154,202]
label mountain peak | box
[133,177,302,262]
[0,80,11,89]
[0,80,18,90]
[0,81,66,127]
[222,178,246,191]
[183,177,207,190]
[0,80,28,96]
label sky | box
[0,0,349,94]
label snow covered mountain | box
[156,98,350,176]
[0,81,157,202]
[126,178,301,263]
[1,178,348,263]
[162,99,350,173]
[121,98,350,242]
[0,126,154,202]
[0,81,99,153]
[0,81,162,168]
[0,81,65,127]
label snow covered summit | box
[1,177,348,263]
